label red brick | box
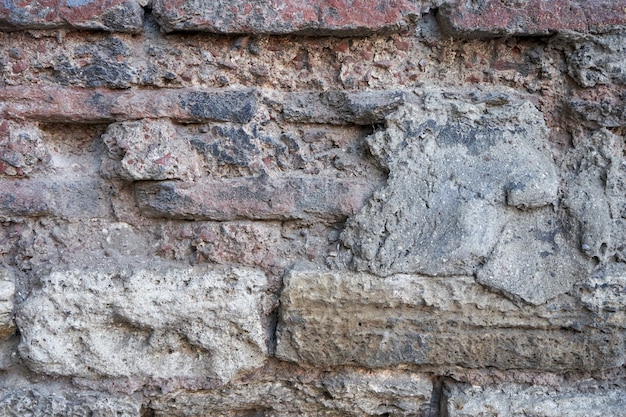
[152,0,420,35]
[0,86,258,124]
[438,0,626,38]
[0,179,110,219]
[135,177,377,221]
[0,0,144,32]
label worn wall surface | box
[1,1,626,415]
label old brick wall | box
[1,1,625,415]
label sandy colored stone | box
[17,261,272,383]
[276,268,624,371]
[443,380,626,417]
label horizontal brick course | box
[439,0,626,38]
[0,0,144,32]
[152,0,421,35]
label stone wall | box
[1,1,625,415]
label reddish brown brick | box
[0,0,144,32]
[0,86,258,124]
[152,0,420,35]
[135,177,377,221]
[0,179,110,219]
[438,0,626,38]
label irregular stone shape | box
[276,268,625,371]
[443,381,626,417]
[0,0,144,32]
[476,208,593,305]
[101,119,203,181]
[0,178,111,220]
[579,263,626,315]
[152,0,421,35]
[151,369,433,417]
[569,88,626,128]
[564,129,626,262]
[283,90,405,125]
[0,120,49,177]
[438,0,626,38]
[0,87,258,124]
[17,262,271,383]
[0,268,15,338]
[341,92,559,277]
[0,389,141,417]
[135,177,376,221]
[565,34,626,88]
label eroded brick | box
[152,0,421,35]
[135,177,376,221]
[0,0,144,32]
[439,0,626,38]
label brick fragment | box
[0,178,110,219]
[438,0,626,38]
[283,90,405,125]
[135,177,376,221]
[0,87,258,124]
[0,0,144,32]
[152,0,420,35]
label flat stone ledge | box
[276,268,625,372]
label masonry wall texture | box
[0,0,625,416]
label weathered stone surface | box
[0,87,258,124]
[283,90,405,125]
[0,120,49,177]
[569,89,626,128]
[151,368,433,417]
[443,381,626,417]
[135,177,375,221]
[0,0,144,32]
[341,92,560,279]
[0,388,141,417]
[0,268,15,338]
[476,208,592,305]
[101,119,203,181]
[17,262,271,383]
[276,268,625,371]
[152,0,421,35]
[0,178,111,220]
[579,263,626,316]
[438,0,626,38]
[564,129,626,263]
[565,34,626,88]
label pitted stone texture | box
[476,208,593,305]
[283,90,406,125]
[0,268,15,338]
[443,381,626,417]
[579,263,626,316]
[135,177,375,221]
[0,120,49,177]
[276,268,625,371]
[152,369,433,417]
[17,262,271,383]
[101,119,203,181]
[438,0,626,38]
[152,0,421,35]
[564,129,626,263]
[0,0,145,32]
[0,389,141,417]
[569,88,626,128]
[565,34,626,88]
[341,92,559,278]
